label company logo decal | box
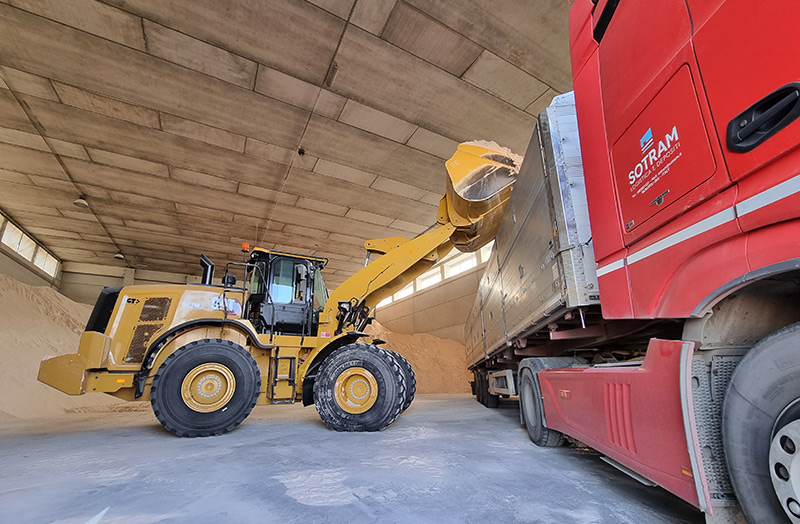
[211,296,242,317]
[640,128,654,153]
[627,125,682,200]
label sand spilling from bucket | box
[365,321,472,394]
[0,274,122,419]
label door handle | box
[727,82,800,153]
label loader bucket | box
[443,141,522,252]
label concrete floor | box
[0,395,703,524]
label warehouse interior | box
[4,1,787,523]
[0,0,568,294]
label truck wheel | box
[486,388,500,408]
[478,370,500,408]
[475,371,485,404]
[519,368,564,447]
[150,339,260,438]
[385,349,416,412]
[723,322,800,523]
[313,343,406,432]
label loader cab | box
[245,248,328,337]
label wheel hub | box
[181,363,236,413]
[334,367,378,414]
[770,419,800,522]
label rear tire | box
[519,368,564,447]
[314,343,406,432]
[476,369,499,408]
[486,388,500,408]
[150,339,260,438]
[385,349,416,412]
[723,322,800,523]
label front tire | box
[150,339,260,437]
[723,322,800,523]
[519,368,564,447]
[314,343,406,432]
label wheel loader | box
[37,141,521,437]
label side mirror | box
[222,273,237,287]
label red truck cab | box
[535,1,800,522]
[572,0,800,320]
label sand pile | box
[366,321,472,394]
[0,274,122,420]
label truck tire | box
[519,368,564,447]
[314,343,406,432]
[150,338,260,438]
[486,387,500,408]
[723,322,800,523]
[478,370,500,408]
[385,349,416,412]
[475,371,485,405]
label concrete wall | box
[375,262,485,343]
[60,262,203,304]
[0,245,57,288]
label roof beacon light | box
[241,242,250,253]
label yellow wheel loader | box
[38,142,521,437]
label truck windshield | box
[313,266,328,309]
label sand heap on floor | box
[365,321,472,394]
[0,274,122,420]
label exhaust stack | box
[200,254,214,285]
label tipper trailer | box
[467,1,800,523]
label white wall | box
[59,262,203,304]
[0,246,56,288]
[374,262,484,343]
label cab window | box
[271,259,294,304]
[313,266,328,309]
[294,264,308,302]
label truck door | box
[689,0,800,182]
[594,0,729,243]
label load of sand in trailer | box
[0,275,471,420]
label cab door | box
[690,0,800,182]
[594,0,729,242]
[265,257,313,336]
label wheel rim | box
[770,419,800,522]
[181,363,236,413]
[334,367,378,414]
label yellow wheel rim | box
[181,363,236,413]
[334,366,379,414]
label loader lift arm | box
[318,141,522,337]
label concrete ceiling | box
[0,0,570,287]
